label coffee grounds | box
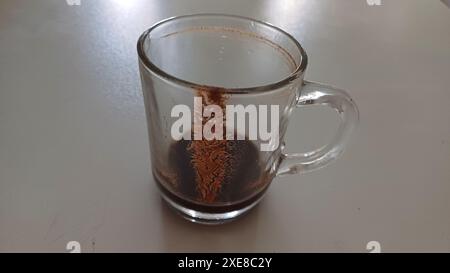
[168,136,261,203]
[165,86,270,204]
[188,87,231,203]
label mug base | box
[153,174,268,224]
[159,190,266,225]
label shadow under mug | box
[138,14,359,224]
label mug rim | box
[137,13,308,94]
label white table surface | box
[0,0,449,252]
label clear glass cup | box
[137,14,359,224]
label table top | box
[1,0,449,252]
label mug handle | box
[277,80,359,176]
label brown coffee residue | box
[161,26,298,72]
[187,87,231,203]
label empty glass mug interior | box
[138,14,358,224]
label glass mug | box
[137,14,358,224]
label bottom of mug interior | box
[153,171,270,224]
[159,189,266,225]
